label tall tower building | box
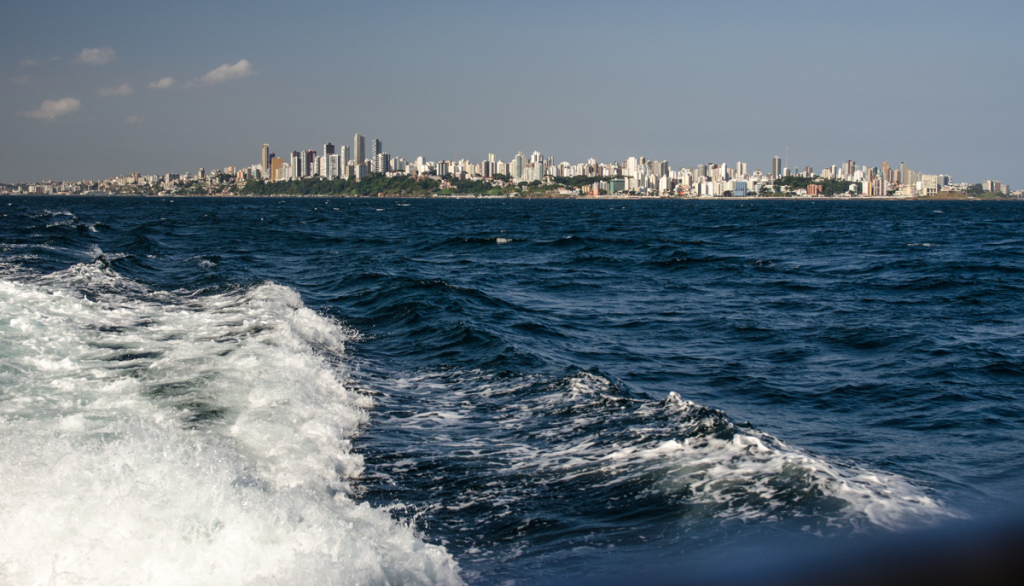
[375,152,390,175]
[304,150,316,177]
[324,142,335,156]
[326,154,340,179]
[371,139,382,173]
[772,156,782,179]
[354,134,365,166]
[513,151,525,182]
[261,144,270,177]
[899,162,908,186]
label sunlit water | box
[2,197,1022,584]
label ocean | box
[1,196,1022,584]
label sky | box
[1,0,1022,186]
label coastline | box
[2,192,1019,201]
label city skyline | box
[2,1,1022,186]
[13,130,1011,199]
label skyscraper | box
[324,143,335,156]
[261,144,270,177]
[512,151,525,182]
[354,134,365,166]
[375,152,390,175]
[326,154,340,179]
[772,156,782,179]
[371,139,382,173]
[304,150,316,177]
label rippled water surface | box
[2,196,1022,584]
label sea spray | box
[0,265,462,585]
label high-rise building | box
[324,143,335,156]
[375,152,390,175]
[270,157,286,182]
[261,144,270,177]
[512,151,525,182]
[772,156,782,179]
[290,151,301,179]
[370,139,382,173]
[354,134,365,166]
[326,154,340,179]
[625,157,639,178]
[340,146,351,166]
[899,162,908,185]
[304,150,316,177]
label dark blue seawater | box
[2,196,1022,584]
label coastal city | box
[2,134,1017,199]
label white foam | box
[612,391,955,530]
[0,265,463,585]
[384,370,957,534]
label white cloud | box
[76,47,115,65]
[99,84,133,96]
[22,97,81,120]
[148,76,175,89]
[20,59,39,67]
[196,59,253,85]
[125,115,142,124]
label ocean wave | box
[0,264,462,585]
[361,369,957,572]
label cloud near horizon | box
[22,97,81,120]
[76,47,115,65]
[148,77,175,89]
[98,84,133,96]
[194,59,253,85]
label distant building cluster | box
[3,166,244,197]
[258,135,409,184]
[1,134,1017,198]
[246,135,1011,198]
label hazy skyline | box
[2,0,1022,186]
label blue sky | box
[2,0,1022,186]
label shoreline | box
[1,192,1018,202]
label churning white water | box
[0,262,462,585]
